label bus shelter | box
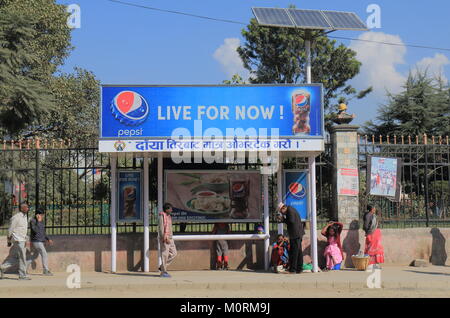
[99,84,325,273]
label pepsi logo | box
[288,182,306,199]
[111,91,149,126]
[295,94,308,107]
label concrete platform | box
[0,265,449,298]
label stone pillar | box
[330,125,360,230]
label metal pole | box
[277,159,284,235]
[305,30,312,84]
[263,166,270,271]
[157,153,163,268]
[424,145,429,227]
[35,146,40,209]
[143,154,150,272]
[308,155,319,272]
[110,154,117,273]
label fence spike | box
[372,135,375,144]
[379,135,382,144]
[3,140,6,150]
[446,136,449,145]
[408,135,411,144]
[44,139,48,149]
[35,137,40,149]
[11,140,14,150]
[423,133,427,145]
[401,135,404,145]
[365,135,368,144]
[394,135,397,144]
[416,136,419,144]
[19,139,22,150]
[387,135,390,144]
[431,136,435,145]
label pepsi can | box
[291,90,311,135]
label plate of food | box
[185,190,231,215]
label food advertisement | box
[165,170,262,223]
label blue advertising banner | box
[117,170,143,222]
[100,85,323,139]
[283,170,309,221]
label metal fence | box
[0,140,334,235]
[358,135,450,228]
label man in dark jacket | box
[277,203,305,273]
[28,208,53,276]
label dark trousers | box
[289,238,303,272]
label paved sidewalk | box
[0,265,449,298]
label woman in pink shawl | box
[321,221,344,270]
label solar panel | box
[287,9,332,29]
[321,11,368,31]
[252,7,295,28]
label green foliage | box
[0,11,55,134]
[236,18,371,114]
[363,70,450,137]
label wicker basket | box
[352,256,369,271]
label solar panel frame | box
[321,10,368,31]
[252,7,296,28]
[287,9,332,30]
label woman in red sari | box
[363,205,384,270]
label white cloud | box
[213,38,248,78]
[350,31,407,97]
[414,53,450,82]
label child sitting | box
[321,221,344,271]
[271,235,290,273]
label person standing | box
[28,208,54,276]
[0,203,31,280]
[212,223,230,270]
[158,202,177,278]
[363,205,385,271]
[277,202,305,274]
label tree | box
[363,70,450,137]
[0,11,55,135]
[237,17,371,118]
[38,68,100,147]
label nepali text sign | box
[100,85,324,142]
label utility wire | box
[105,0,450,53]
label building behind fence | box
[0,134,448,235]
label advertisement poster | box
[367,156,402,201]
[117,170,143,222]
[100,85,323,139]
[337,168,359,196]
[165,170,261,223]
[283,170,308,221]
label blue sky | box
[57,0,450,127]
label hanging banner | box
[117,170,143,222]
[165,170,261,223]
[367,156,402,202]
[337,168,359,196]
[283,170,309,221]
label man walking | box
[277,202,305,274]
[28,208,54,276]
[158,202,177,278]
[0,203,31,280]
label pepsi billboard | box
[100,85,324,139]
[283,170,309,221]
